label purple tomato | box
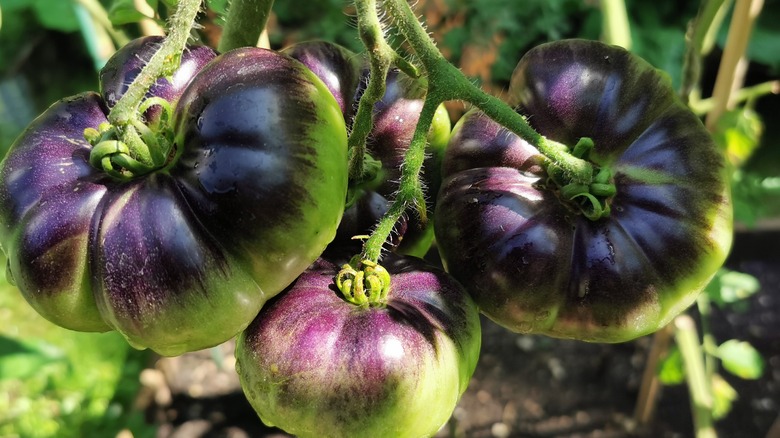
[235,254,481,437]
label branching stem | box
[353,0,595,263]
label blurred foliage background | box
[0,0,779,437]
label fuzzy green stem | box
[108,0,202,127]
[217,0,274,52]
[348,0,393,181]
[600,0,632,49]
[360,94,440,262]
[674,315,717,438]
[381,0,593,184]
[354,0,606,261]
[348,0,417,182]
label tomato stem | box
[352,0,614,261]
[360,93,440,263]
[218,0,274,52]
[348,0,393,182]
[379,0,594,184]
[90,0,201,179]
[108,0,201,128]
[351,0,615,260]
[348,0,419,183]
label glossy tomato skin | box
[235,255,481,438]
[99,36,216,122]
[0,45,348,355]
[169,47,349,298]
[435,40,733,342]
[0,93,112,333]
[281,41,363,120]
[284,41,451,257]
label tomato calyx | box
[84,98,176,180]
[335,256,391,306]
[544,137,616,221]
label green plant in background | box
[627,0,775,435]
[0,257,154,438]
[658,270,764,418]
[0,3,155,435]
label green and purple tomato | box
[435,40,733,342]
[235,254,481,438]
[0,42,348,356]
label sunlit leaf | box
[657,345,685,385]
[32,0,79,32]
[714,107,764,168]
[206,0,228,16]
[0,0,37,11]
[717,340,764,380]
[0,336,66,380]
[706,268,761,307]
[108,0,150,25]
[711,373,738,420]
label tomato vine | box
[338,0,615,298]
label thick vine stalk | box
[217,0,274,52]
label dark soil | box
[141,231,780,438]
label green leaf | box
[108,0,149,25]
[0,0,37,11]
[32,0,79,32]
[657,345,686,385]
[0,336,66,380]
[706,268,761,307]
[714,107,764,167]
[206,0,227,16]
[711,373,738,420]
[717,339,765,380]
[0,77,36,151]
